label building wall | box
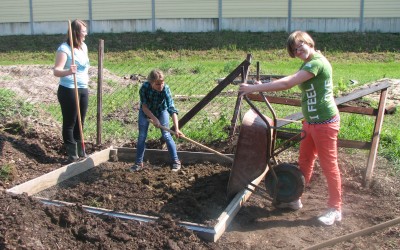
[32,0,88,22]
[222,0,287,18]
[0,0,399,36]
[292,0,360,18]
[156,0,218,18]
[365,0,399,17]
[93,0,151,20]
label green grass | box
[0,31,399,170]
[0,164,14,181]
[0,89,37,119]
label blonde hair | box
[148,69,164,83]
[287,31,315,58]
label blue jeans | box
[136,109,179,164]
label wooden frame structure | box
[6,147,265,242]
[246,79,392,187]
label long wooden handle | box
[305,216,400,250]
[68,20,85,154]
[150,121,233,162]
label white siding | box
[365,0,400,17]
[93,0,151,20]
[0,0,30,23]
[33,0,88,22]
[0,0,400,34]
[223,0,287,18]
[293,0,360,18]
[156,0,218,18]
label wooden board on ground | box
[6,147,264,242]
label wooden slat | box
[6,148,111,195]
[277,132,371,149]
[248,95,391,116]
[334,81,391,104]
[115,147,234,166]
[364,89,388,186]
[229,64,250,137]
[177,54,251,129]
[247,94,301,106]
[274,81,392,127]
[211,166,269,242]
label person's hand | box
[239,83,252,97]
[254,80,262,85]
[174,129,184,138]
[70,64,77,74]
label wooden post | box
[229,66,245,138]
[228,55,252,138]
[364,87,388,187]
[96,39,104,145]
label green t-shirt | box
[298,53,338,123]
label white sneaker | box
[318,208,342,226]
[275,199,303,210]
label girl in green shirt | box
[239,31,342,226]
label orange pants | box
[298,121,342,210]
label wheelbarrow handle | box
[148,120,234,163]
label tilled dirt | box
[36,161,231,226]
[0,65,399,249]
[1,121,400,249]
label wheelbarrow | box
[226,92,305,205]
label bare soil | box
[0,65,399,249]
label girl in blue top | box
[53,19,90,162]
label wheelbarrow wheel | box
[265,163,305,203]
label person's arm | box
[171,113,183,138]
[53,51,76,77]
[163,85,183,137]
[141,104,160,127]
[239,70,314,95]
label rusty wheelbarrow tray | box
[226,93,305,204]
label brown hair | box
[148,69,164,83]
[287,31,315,58]
[67,19,87,49]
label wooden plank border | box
[7,147,112,195]
[6,147,263,242]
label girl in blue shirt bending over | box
[131,69,183,172]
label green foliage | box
[0,89,37,119]
[334,78,348,96]
[88,198,102,207]
[185,113,230,142]
[0,32,399,170]
[339,114,374,141]
[0,164,13,181]
[380,112,400,173]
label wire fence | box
[93,56,254,146]
[0,44,296,149]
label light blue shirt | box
[57,42,90,89]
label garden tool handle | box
[148,119,234,163]
[68,20,86,156]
